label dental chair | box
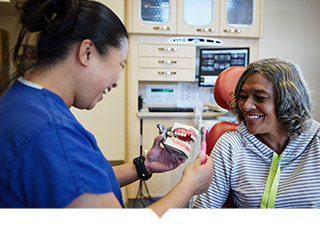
[206,66,246,208]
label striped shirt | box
[193,120,320,208]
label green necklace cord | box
[260,152,283,208]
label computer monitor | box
[198,47,249,87]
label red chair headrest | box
[214,66,246,110]
[206,121,238,154]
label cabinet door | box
[220,0,262,38]
[140,118,194,197]
[177,0,219,36]
[131,0,177,34]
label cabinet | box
[219,0,263,38]
[125,0,263,201]
[138,44,196,81]
[133,117,194,198]
[126,0,264,38]
[177,0,219,36]
[125,35,260,199]
[125,36,198,199]
[126,0,177,34]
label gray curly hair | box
[231,58,312,139]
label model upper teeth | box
[247,115,260,119]
[174,132,191,141]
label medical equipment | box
[156,123,198,159]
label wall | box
[77,0,320,164]
[71,0,126,162]
[0,3,19,74]
[259,0,320,121]
[1,0,319,161]
[0,0,126,162]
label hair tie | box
[51,12,57,21]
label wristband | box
[133,156,152,181]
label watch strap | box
[133,156,152,181]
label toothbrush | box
[201,126,207,164]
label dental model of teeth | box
[156,123,199,159]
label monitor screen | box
[198,47,249,87]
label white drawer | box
[138,57,195,69]
[138,68,196,82]
[139,44,195,57]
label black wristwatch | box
[133,156,152,181]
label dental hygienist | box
[0,0,213,216]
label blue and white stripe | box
[193,120,320,208]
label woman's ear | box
[78,39,94,67]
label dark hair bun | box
[17,0,80,37]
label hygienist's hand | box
[145,134,185,174]
[181,150,213,195]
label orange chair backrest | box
[206,66,246,155]
[214,66,246,110]
[206,121,238,155]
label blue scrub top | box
[0,81,124,208]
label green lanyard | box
[260,152,283,208]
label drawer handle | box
[158,47,177,52]
[153,26,172,31]
[158,60,177,64]
[196,28,215,33]
[158,71,177,75]
[223,28,241,34]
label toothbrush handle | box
[201,126,207,164]
[201,140,207,164]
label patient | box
[193,58,320,208]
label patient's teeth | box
[247,115,260,119]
